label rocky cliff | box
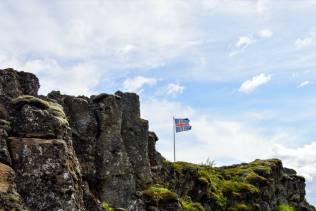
[0,68,314,211]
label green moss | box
[222,180,259,196]
[169,161,226,208]
[228,203,251,211]
[171,161,201,172]
[12,95,50,109]
[142,185,178,201]
[277,204,294,211]
[221,159,279,185]
[101,202,113,211]
[162,159,281,210]
[209,192,227,208]
[0,193,20,203]
[180,198,205,211]
[245,171,269,185]
[46,101,68,125]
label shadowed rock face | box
[116,91,153,190]
[0,68,315,211]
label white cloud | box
[229,36,255,56]
[256,0,269,16]
[273,142,316,182]
[298,81,310,88]
[116,44,137,56]
[258,29,273,38]
[0,55,101,95]
[166,83,184,96]
[295,36,314,49]
[235,36,255,48]
[122,76,157,93]
[239,73,271,94]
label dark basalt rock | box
[0,120,11,166]
[0,68,39,98]
[11,100,70,140]
[8,137,85,211]
[48,91,98,180]
[92,93,135,208]
[116,91,153,190]
[0,68,314,211]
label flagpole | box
[173,116,176,162]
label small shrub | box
[200,157,216,168]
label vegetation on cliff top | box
[142,185,206,211]
[160,159,287,210]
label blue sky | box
[0,0,315,205]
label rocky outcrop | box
[8,137,84,210]
[116,91,152,189]
[0,68,314,211]
[0,68,39,98]
[0,68,86,210]
[156,159,315,211]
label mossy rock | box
[12,95,50,110]
[142,185,178,202]
[12,95,68,125]
[222,180,259,197]
[180,198,205,211]
[228,203,252,211]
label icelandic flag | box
[174,118,192,133]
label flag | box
[174,118,192,133]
